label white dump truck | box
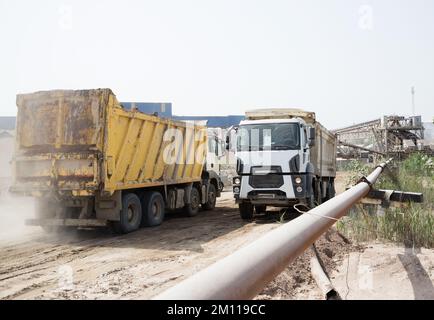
[231,109,337,219]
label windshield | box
[237,123,300,151]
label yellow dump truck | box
[10,89,221,233]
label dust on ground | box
[0,192,281,299]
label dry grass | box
[337,154,434,248]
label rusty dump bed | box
[11,89,207,197]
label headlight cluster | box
[294,176,303,193]
[233,176,241,194]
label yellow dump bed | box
[12,89,207,197]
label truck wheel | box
[255,205,266,214]
[307,194,316,209]
[239,202,254,220]
[202,184,217,210]
[141,191,165,227]
[113,193,142,234]
[315,179,322,205]
[326,180,336,200]
[185,187,201,216]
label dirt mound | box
[257,228,363,300]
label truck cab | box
[232,109,336,219]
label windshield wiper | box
[271,145,291,150]
[240,145,293,151]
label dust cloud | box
[0,137,39,241]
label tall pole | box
[411,86,415,115]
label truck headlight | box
[233,187,240,193]
[296,186,303,193]
[234,177,241,185]
[295,177,302,184]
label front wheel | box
[113,193,142,234]
[202,184,217,211]
[307,194,316,209]
[239,202,254,220]
[185,187,201,217]
[254,205,266,214]
[325,180,336,201]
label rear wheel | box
[113,193,142,234]
[141,191,165,227]
[202,184,217,210]
[239,202,254,220]
[185,187,201,216]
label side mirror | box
[225,135,230,150]
[308,127,316,147]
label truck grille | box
[249,166,284,188]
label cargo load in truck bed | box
[11,89,207,197]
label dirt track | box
[0,187,433,300]
[0,192,284,299]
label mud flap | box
[95,190,122,221]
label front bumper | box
[233,173,313,204]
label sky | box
[0,0,433,129]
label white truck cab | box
[232,109,337,219]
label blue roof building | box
[120,102,172,118]
[172,115,244,128]
[120,102,244,128]
[0,117,16,131]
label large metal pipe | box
[338,140,385,155]
[310,245,339,300]
[154,160,392,300]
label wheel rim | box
[127,205,135,222]
[208,191,216,204]
[127,204,138,225]
[152,200,161,218]
[191,192,199,209]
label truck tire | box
[315,179,322,205]
[307,178,316,209]
[202,184,217,210]
[307,194,316,209]
[185,187,201,216]
[254,205,266,214]
[239,202,254,220]
[141,191,165,227]
[113,193,142,234]
[325,180,336,201]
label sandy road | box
[1,184,433,300]
[0,192,282,299]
